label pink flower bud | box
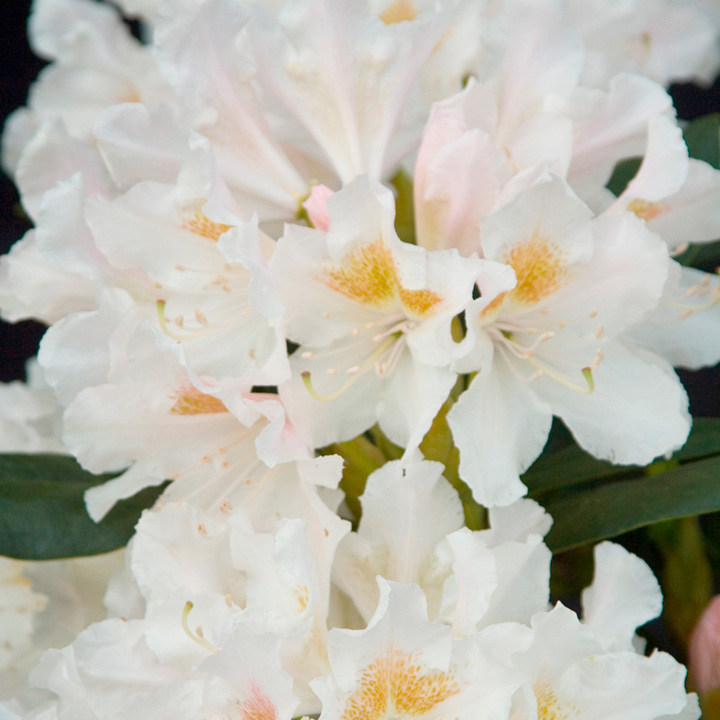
[689,595,720,692]
[302,184,333,232]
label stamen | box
[181,601,217,653]
[499,331,596,393]
[156,300,214,342]
[301,335,398,402]
[669,284,720,315]
[522,355,595,393]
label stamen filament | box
[523,354,596,393]
[301,335,398,402]
[181,601,218,653]
[156,300,214,342]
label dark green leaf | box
[523,445,637,494]
[542,454,720,552]
[683,114,720,168]
[675,418,720,461]
[524,418,720,494]
[606,157,642,196]
[674,240,720,270]
[0,454,165,559]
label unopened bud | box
[689,595,720,692]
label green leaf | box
[542,454,720,553]
[683,114,720,169]
[648,518,712,644]
[0,454,165,560]
[605,157,642,197]
[675,418,720,461]
[524,418,720,494]
[522,445,636,493]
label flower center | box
[341,646,461,720]
[505,232,569,307]
[180,208,233,242]
[323,239,442,317]
[170,386,228,415]
[534,681,576,720]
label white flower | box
[448,173,689,506]
[334,458,552,635]
[313,579,524,720]
[272,175,501,450]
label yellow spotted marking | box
[380,0,416,23]
[505,231,568,306]
[236,682,278,720]
[341,646,461,720]
[534,681,577,720]
[481,231,569,316]
[295,584,310,613]
[170,386,228,415]
[324,240,442,317]
[181,210,233,242]
[626,198,665,222]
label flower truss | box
[1,0,720,718]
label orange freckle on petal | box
[323,239,441,317]
[324,240,397,308]
[380,0,416,24]
[534,681,575,720]
[170,386,228,415]
[181,208,233,242]
[627,198,665,222]
[399,286,443,318]
[237,682,278,720]
[341,646,461,720]
[504,231,569,307]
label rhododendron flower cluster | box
[1,0,720,717]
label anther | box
[301,351,314,359]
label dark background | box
[0,0,47,381]
[0,0,720,420]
